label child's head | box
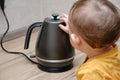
[68,0,120,48]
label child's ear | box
[70,33,81,47]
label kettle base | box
[37,64,73,73]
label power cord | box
[0,7,39,64]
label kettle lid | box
[44,13,62,23]
[51,14,60,20]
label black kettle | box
[24,14,74,72]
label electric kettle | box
[24,14,75,72]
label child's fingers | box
[60,17,68,24]
[59,24,69,34]
[59,13,69,34]
[60,13,68,18]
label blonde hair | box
[69,0,120,48]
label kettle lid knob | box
[51,13,60,20]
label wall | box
[0,0,76,41]
[0,0,120,41]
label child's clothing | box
[76,45,120,80]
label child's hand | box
[59,13,69,34]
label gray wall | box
[0,0,76,37]
[0,0,120,40]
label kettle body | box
[24,14,74,72]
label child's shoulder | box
[76,60,107,79]
[76,59,114,79]
[76,58,103,73]
[76,52,120,79]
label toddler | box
[59,0,120,80]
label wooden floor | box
[0,31,86,80]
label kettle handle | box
[24,22,43,49]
